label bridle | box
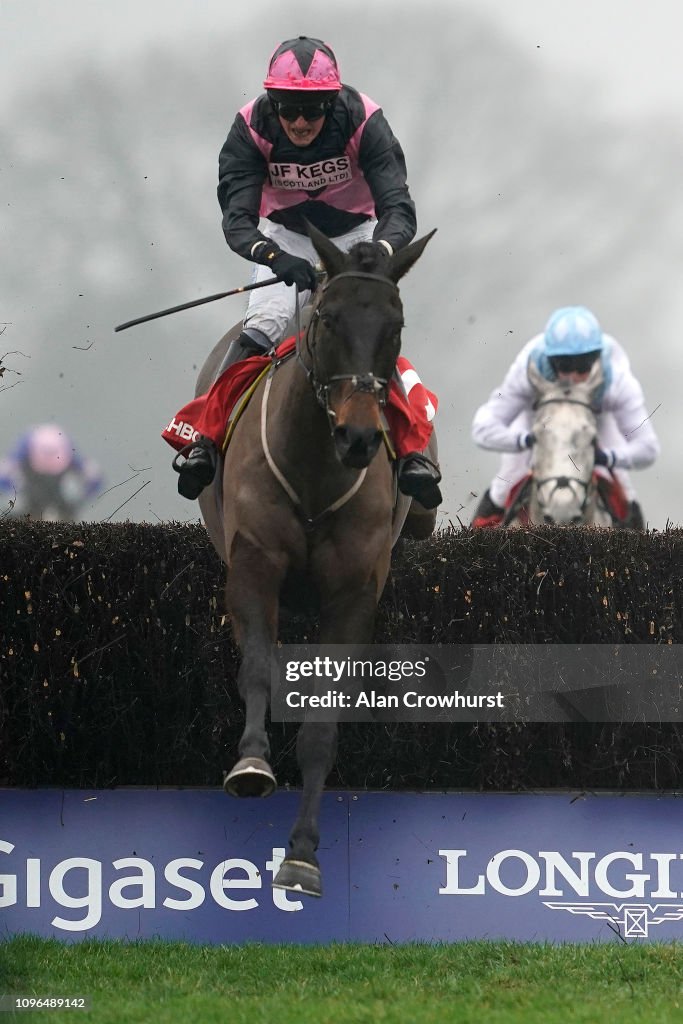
[258,268,401,532]
[531,393,598,520]
[298,270,400,432]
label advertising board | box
[2,790,683,943]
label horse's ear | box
[305,220,346,278]
[527,357,554,395]
[585,355,604,394]
[388,229,437,283]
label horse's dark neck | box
[266,356,362,511]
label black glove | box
[256,244,318,292]
[594,447,616,470]
[518,432,536,450]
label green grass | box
[2,937,683,1023]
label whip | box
[114,277,280,332]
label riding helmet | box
[543,306,603,356]
[263,36,342,91]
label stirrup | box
[397,450,440,473]
[171,437,215,475]
[171,440,196,474]
[397,452,442,481]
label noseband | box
[534,473,591,514]
[259,269,401,532]
[300,270,400,427]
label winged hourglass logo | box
[543,902,683,938]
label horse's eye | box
[320,312,334,328]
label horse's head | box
[526,358,604,525]
[304,222,435,469]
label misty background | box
[2,0,680,528]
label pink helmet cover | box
[263,37,341,91]
[27,424,72,475]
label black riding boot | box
[216,330,271,375]
[172,434,218,500]
[172,333,269,500]
[397,452,443,509]
[625,500,645,529]
[473,488,504,520]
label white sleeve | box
[602,363,660,470]
[471,341,537,452]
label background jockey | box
[0,423,103,522]
[173,34,441,509]
[470,306,660,529]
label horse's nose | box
[334,425,383,468]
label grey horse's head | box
[526,358,605,525]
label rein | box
[260,364,367,533]
[535,473,592,510]
[259,268,399,532]
[534,395,596,412]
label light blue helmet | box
[543,306,603,357]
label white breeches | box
[243,220,377,345]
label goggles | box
[271,97,334,122]
[549,352,600,375]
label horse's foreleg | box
[274,580,380,897]
[272,720,338,898]
[223,539,285,799]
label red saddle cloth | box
[162,336,437,458]
[504,471,630,524]
[503,475,532,526]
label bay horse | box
[197,224,437,896]
[505,358,613,527]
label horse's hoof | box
[272,859,322,898]
[223,758,277,798]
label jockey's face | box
[278,112,326,147]
[269,91,332,147]
[549,351,600,385]
[556,369,592,385]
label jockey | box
[0,423,103,521]
[470,306,660,528]
[174,35,441,508]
